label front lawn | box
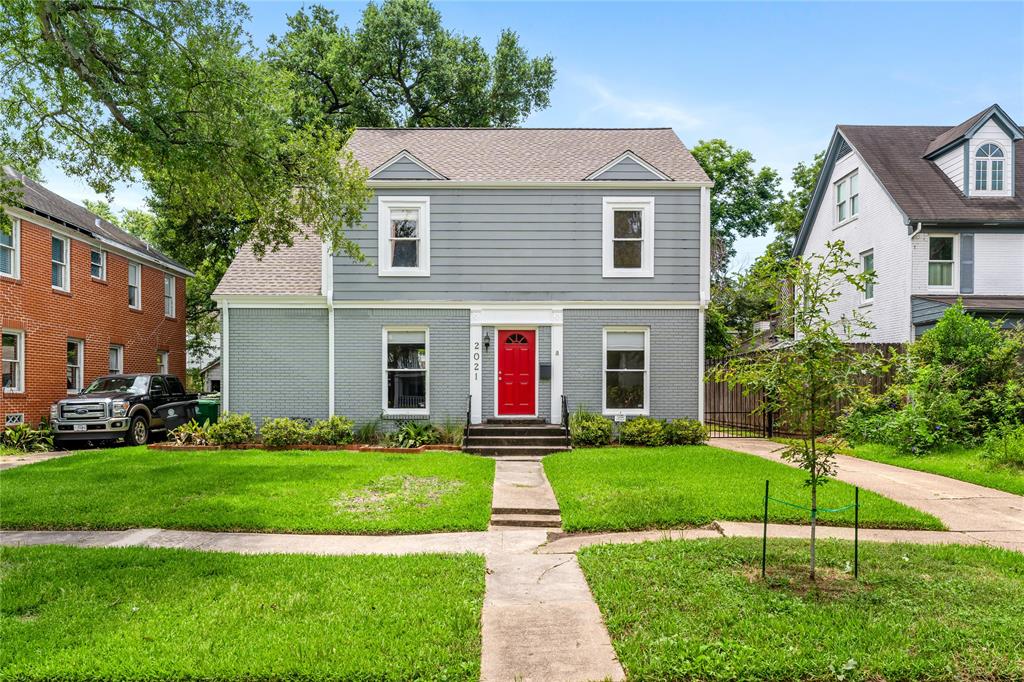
[579,538,1024,681]
[0,447,493,534]
[846,442,1024,496]
[544,446,942,532]
[1,545,484,681]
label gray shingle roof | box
[3,167,192,275]
[839,120,1024,223]
[347,127,710,183]
[214,229,323,296]
[914,295,1024,314]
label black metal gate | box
[704,359,771,438]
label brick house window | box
[128,262,141,309]
[164,274,175,317]
[156,350,168,375]
[91,250,106,280]
[1,219,19,279]
[52,234,70,291]
[2,330,24,393]
[67,339,84,393]
[383,328,428,415]
[109,345,123,374]
[603,328,649,416]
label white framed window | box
[128,262,141,309]
[927,235,956,290]
[382,328,428,415]
[602,327,650,416]
[164,274,176,318]
[378,197,430,277]
[975,143,1005,192]
[5,413,25,426]
[156,350,169,375]
[67,338,84,393]
[109,345,123,374]
[861,250,875,302]
[51,234,70,291]
[1,218,20,279]
[602,197,655,278]
[835,171,859,224]
[90,249,106,280]
[2,329,25,393]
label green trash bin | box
[196,395,220,425]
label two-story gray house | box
[213,128,711,452]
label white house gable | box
[934,144,965,192]
[968,118,1013,197]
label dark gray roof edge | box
[924,104,1024,159]
[793,127,846,256]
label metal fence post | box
[854,486,860,580]
[762,479,769,579]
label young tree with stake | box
[709,240,883,579]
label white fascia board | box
[6,206,195,278]
[585,151,672,181]
[367,180,712,190]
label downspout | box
[908,222,922,341]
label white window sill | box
[0,273,18,281]
[834,215,859,230]
[383,409,429,418]
[603,409,650,418]
[859,300,874,308]
[926,286,956,293]
[3,388,24,395]
[602,271,655,279]
[52,286,70,293]
[378,270,430,278]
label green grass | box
[544,446,943,532]
[846,442,1024,496]
[0,545,484,681]
[579,538,1024,681]
[0,447,494,534]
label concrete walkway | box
[715,437,1024,552]
[0,451,72,470]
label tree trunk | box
[809,400,817,581]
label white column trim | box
[550,313,564,424]
[697,307,705,423]
[470,321,483,424]
[221,304,230,413]
[328,305,336,417]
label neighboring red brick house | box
[1,169,192,427]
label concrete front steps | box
[490,507,562,529]
[464,419,570,457]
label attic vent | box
[836,137,853,159]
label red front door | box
[497,330,536,416]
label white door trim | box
[493,327,540,419]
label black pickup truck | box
[50,374,198,448]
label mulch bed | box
[148,443,461,453]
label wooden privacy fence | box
[703,343,904,438]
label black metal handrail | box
[561,394,569,434]
[463,394,472,444]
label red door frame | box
[496,329,537,416]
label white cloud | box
[574,74,703,130]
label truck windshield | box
[83,376,149,395]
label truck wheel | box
[127,415,149,446]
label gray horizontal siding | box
[563,309,700,420]
[591,156,665,180]
[334,308,469,429]
[226,308,329,426]
[334,188,700,301]
[372,157,440,180]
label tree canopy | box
[265,1,555,130]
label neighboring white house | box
[794,104,1024,341]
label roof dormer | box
[924,104,1022,198]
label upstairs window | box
[90,250,106,280]
[602,197,655,278]
[378,197,430,277]
[975,143,1004,191]
[128,262,141,309]
[383,328,428,415]
[51,234,69,291]
[835,171,859,223]
[861,250,875,302]
[928,236,955,289]
[164,274,176,318]
[1,219,19,279]
[67,339,83,393]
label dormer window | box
[975,143,1004,191]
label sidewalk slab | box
[540,528,722,554]
[716,521,986,546]
[0,451,73,470]
[491,459,561,514]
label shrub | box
[664,418,708,445]
[354,419,384,445]
[390,421,438,448]
[308,416,355,445]
[983,423,1024,470]
[619,416,666,446]
[169,420,211,446]
[435,419,465,447]
[207,412,256,446]
[0,423,53,452]
[259,417,310,447]
[569,407,612,447]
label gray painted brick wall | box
[227,308,329,425]
[563,309,699,420]
[334,308,469,428]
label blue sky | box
[43,1,1024,272]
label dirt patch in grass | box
[333,475,465,517]
[741,564,867,599]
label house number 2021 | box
[472,341,481,382]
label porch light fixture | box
[483,332,491,351]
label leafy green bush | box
[259,417,310,447]
[207,412,256,446]
[308,416,355,445]
[169,420,211,446]
[982,423,1024,470]
[663,418,708,445]
[434,419,464,447]
[390,421,438,448]
[354,419,384,444]
[569,407,612,447]
[619,416,665,446]
[0,423,54,452]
